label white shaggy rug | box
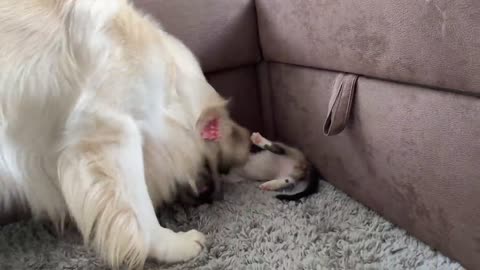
[0,181,463,270]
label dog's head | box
[184,102,251,204]
[197,103,251,174]
[153,32,251,204]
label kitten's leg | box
[259,177,297,191]
[250,132,270,148]
[58,111,205,269]
[222,167,247,183]
[250,132,286,155]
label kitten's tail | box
[275,165,322,201]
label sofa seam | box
[205,63,258,76]
[252,0,265,62]
[265,61,278,139]
[269,61,480,99]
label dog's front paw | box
[152,230,206,263]
[174,230,206,261]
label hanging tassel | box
[323,73,359,136]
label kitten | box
[225,133,321,201]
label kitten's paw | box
[260,178,292,191]
[259,183,268,191]
[250,132,264,145]
[151,230,206,263]
[259,182,275,191]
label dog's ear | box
[196,102,229,142]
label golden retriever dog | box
[0,0,251,268]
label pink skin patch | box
[201,118,221,141]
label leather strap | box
[323,73,359,136]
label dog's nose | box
[191,172,219,204]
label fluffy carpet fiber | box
[0,181,462,270]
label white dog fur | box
[0,0,251,268]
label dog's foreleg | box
[58,111,205,269]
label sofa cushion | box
[134,0,261,72]
[268,63,480,270]
[207,66,264,133]
[257,0,480,95]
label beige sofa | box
[134,1,480,269]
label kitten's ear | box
[196,102,228,142]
